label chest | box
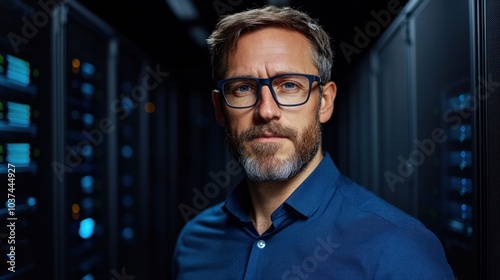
[176,220,379,280]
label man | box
[173,5,454,279]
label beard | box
[225,116,322,182]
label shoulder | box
[176,201,227,241]
[172,202,228,278]
[335,174,422,228]
[173,202,227,261]
[370,225,455,279]
[334,175,455,278]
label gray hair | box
[207,5,334,82]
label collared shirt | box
[173,152,455,279]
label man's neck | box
[247,150,324,235]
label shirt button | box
[256,240,266,249]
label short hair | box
[207,5,334,83]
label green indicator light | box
[34,148,41,157]
[33,68,40,78]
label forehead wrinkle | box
[225,27,316,79]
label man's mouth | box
[251,132,287,142]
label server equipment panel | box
[0,0,52,277]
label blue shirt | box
[173,153,455,279]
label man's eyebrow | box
[224,70,306,79]
[224,74,257,79]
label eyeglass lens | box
[223,74,312,107]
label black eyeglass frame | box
[216,73,324,109]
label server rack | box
[148,75,176,279]
[335,0,499,278]
[114,37,152,279]
[474,0,500,278]
[0,0,53,278]
[373,19,415,215]
[52,1,117,279]
[410,0,474,277]
[0,0,176,278]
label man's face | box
[213,27,335,182]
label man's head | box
[207,5,337,182]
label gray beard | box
[239,141,320,182]
[226,118,322,182]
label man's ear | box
[319,81,336,124]
[212,90,226,127]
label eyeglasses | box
[217,73,324,109]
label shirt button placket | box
[243,239,268,280]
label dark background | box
[5,0,499,279]
[77,0,407,88]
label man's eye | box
[236,84,251,92]
[283,82,297,89]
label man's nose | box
[254,85,282,122]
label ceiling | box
[76,0,408,87]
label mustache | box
[238,122,298,142]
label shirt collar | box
[223,152,340,221]
[283,152,339,218]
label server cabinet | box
[410,0,474,278]
[52,1,116,279]
[0,0,53,278]
[1,0,176,278]
[114,38,152,279]
[335,0,499,278]
[473,0,500,278]
[336,58,377,192]
[148,78,175,279]
[372,20,415,215]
